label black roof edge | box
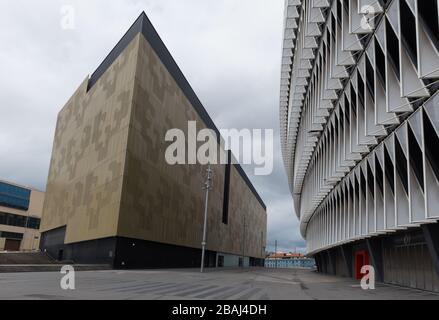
[86,12,266,211]
[87,13,145,91]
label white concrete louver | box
[306,97,439,254]
[279,0,439,254]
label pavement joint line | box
[174,285,219,296]
[154,285,211,297]
[132,283,186,294]
[211,286,257,300]
[191,286,235,299]
[141,283,197,295]
[96,281,163,292]
[226,287,257,300]
[119,283,177,294]
[161,285,217,298]
[234,287,262,300]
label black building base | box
[40,227,261,269]
[114,237,217,269]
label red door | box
[355,250,369,280]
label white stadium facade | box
[280,0,439,291]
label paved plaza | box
[1,268,438,300]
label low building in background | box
[268,252,305,259]
[265,252,315,269]
[39,12,267,269]
[0,180,44,252]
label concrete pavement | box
[0,268,438,300]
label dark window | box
[222,151,232,225]
[58,249,64,261]
[0,212,6,225]
[2,214,26,228]
[0,211,40,230]
[0,231,24,240]
[27,217,41,230]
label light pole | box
[275,240,278,269]
[242,214,246,268]
[24,215,29,252]
[200,165,213,273]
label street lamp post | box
[242,214,246,268]
[200,165,213,273]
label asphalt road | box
[0,268,438,300]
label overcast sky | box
[0,0,305,252]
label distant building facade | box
[265,252,315,269]
[0,180,44,251]
[39,13,267,269]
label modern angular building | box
[280,0,439,291]
[0,180,44,252]
[40,12,267,269]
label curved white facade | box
[280,0,439,255]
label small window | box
[222,151,232,225]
